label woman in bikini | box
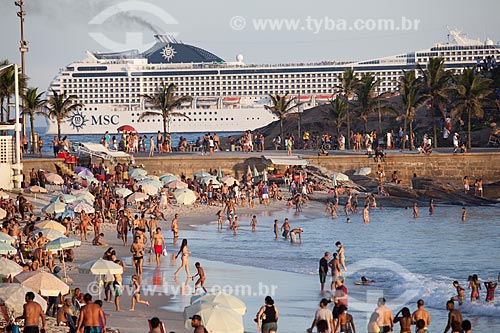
[336,241,347,272]
[174,239,191,278]
[129,275,149,311]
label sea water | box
[156,202,500,332]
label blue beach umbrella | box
[50,194,76,204]
[129,168,147,178]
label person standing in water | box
[461,207,467,223]
[319,252,330,293]
[469,274,481,302]
[444,300,462,333]
[335,241,347,272]
[363,205,370,224]
[429,199,434,216]
[273,219,279,240]
[413,202,419,218]
[174,239,191,278]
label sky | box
[1,0,499,91]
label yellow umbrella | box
[34,220,66,234]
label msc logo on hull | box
[68,111,119,131]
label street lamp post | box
[15,0,28,147]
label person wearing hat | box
[190,315,207,333]
[289,228,303,243]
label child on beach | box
[129,275,149,311]
[192,262,207,294]
[250,215,257,232]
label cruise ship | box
[46,30,500,135]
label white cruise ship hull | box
[45,105,275,135]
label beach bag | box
[163,248,168,256]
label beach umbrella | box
[174,188,197,205]
[42,201,67,214]
[200,176,221,188]
[131,175,148,181]
[217,166,223,178]
[160,174,179,184]
[55,209,75,220]
[166,180,188,190]
[74,192,95,203]
[117,125,136,132]
[148,175,160,181]
[115,188,132,198]
[32,228,66,241]
[50,194,76,204]
[45,172,64,185]
[126,192,148,203]
[14,271,70,297]
[0,284,47,317]
[194,171,211,178]
[35,220,66,234]
[0,190,10,199]
[73,202,95,214]
[128,168,147,178]
[221,176,239,186]
[252,165,259,177]
[82,176,99,186]
[44,237,81,279]
[191,291,247,316]
[138,178,163,189]
[0,257,22,278]
[24,186,47,193]
[78,258,123,275]
[183,302,243,333]
[138,183,159,196]
[77,169,94,179]
[0,243,17,255]
[71,189,90,195]
[0,208,6,219]
[75,166,90,174]
[0,232,14,244]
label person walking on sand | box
[256,296,279,333]
[129,275,149,311]
[16,292,46,333]
[174,239,192,278]
[152,227,165,267]
[130,235,145,278]
[336,241,347,272]
[192,262,207,294]
[307,298,334,333]
[77,293,106,333]
[171,214,179,244]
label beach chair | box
[148,319,166,333]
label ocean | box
[148,202,500,332]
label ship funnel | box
[155,34,178,44]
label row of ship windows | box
[129,117,244,123]
[62,71,406,83]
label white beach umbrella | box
[77,169,94,179]
[0,232,14,244]
[166,180,188,190]
[174,188,197,205]
[138,183,159,196]
[0,190,10,200]
[160,174,179,184]
[34,220,66,234]
[115,187,133,198]
[32,228,66,241]
[194,171,211,178]
[0,243,17,255]
[78,258,123,275]
[138,178,163,188]
[72,202,95,214]
[45,172,64,185]
[50,194,76,204]
[183,302,243,333]
[191,291,247,316]
[128,168,147,178]
[74,192,95,203]
[42,201,67,214]
[44,237,81,278]
[0,284,47,317]
[14,271,70,297]
[24,185,47,193]
[126,192,148,203]
[221,176,239,186]
[0,257,22,278]
[200,176,221,188]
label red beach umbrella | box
[117,125,136,132]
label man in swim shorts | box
[16,292,46,333]
[77,293,106,333]
[319,252,330,292]
[152,227,166,267]
[290,228,303,243]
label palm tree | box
[325,96,347,136]
[140,82,192,136]
[22,87,47,153]
[399,70,427,150]
[418,57,451,148]
[339,68,360,149]
[46,89,83,138]
[265,92,300,143]
[0,60,15,124]
[451,67,493,149]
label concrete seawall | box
[22,152,500,184]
